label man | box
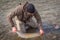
[7,2,44,36]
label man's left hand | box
[40,29,44,36]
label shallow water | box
[0,0,60,40]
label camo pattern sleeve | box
[34,10,43,29]
[7,5,23,27]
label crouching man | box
[7,2,44,36]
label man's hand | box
[12,27,17,33]
[40,29,44,36]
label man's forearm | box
[38,22,43,29]
[8,16,14,27]
[37,19,43,30]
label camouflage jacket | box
[7,4,42,28]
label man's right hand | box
[12,27,17,33]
